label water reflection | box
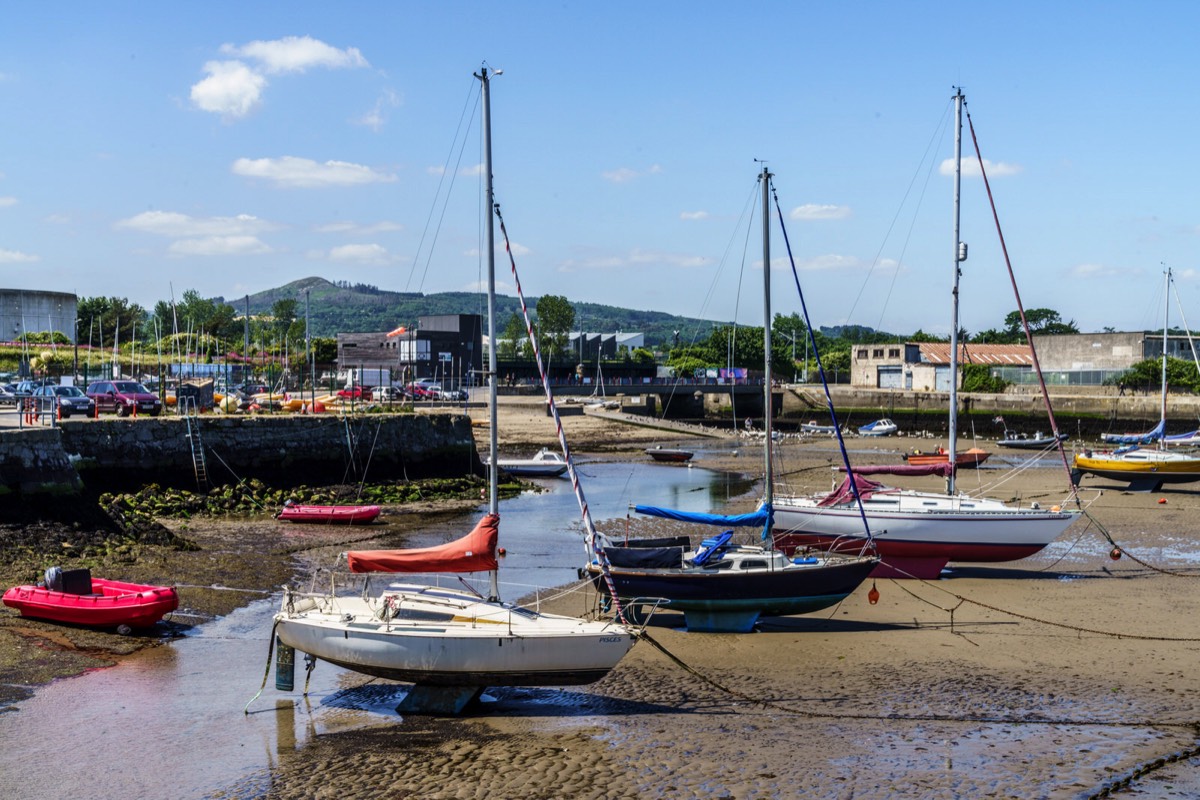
[0,462,748,800]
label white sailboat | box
[772,89,1078,580]
[274,67,633,714]
[484,447,569,477]
[1074,267,1200,490]
[583,167,878,633]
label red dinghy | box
[276,503,382,524]
[2,568,178,629]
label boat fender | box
[44,566,62,592]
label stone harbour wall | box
[0,428,85,496]
[0,412,479,496]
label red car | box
[404,383,435,400]
[336,385,373,401]
[86,380,163,417]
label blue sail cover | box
[634,504,774,540]
[1102,420,1165,445]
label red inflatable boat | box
[3,568,179,629]
[276,503,382,524]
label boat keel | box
[396,684,486,715]
[870,557,950,580]
[683,610,761,633]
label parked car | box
[0,384,15,406]
[86,380,163,417]
[14,378,56,395]
[32,385,95,418]
[404,383,435,401]
[438,387,468,401]
[371,386,403,402]
[336,385,373,401]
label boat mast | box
[760,165,774,508]
[477,65,500,600]
[948,88,965,495]
[1161,265,1170,450]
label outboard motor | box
[44,566,63,592]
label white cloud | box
[190,60,267,118]
[1069,263,1124,279]
[464,279,515,294]
[167,236,273,256]
[232,156,396,188]
[558,248,711,272]
[355,88,401,132]
[191,37,368,119]
[786,254,864,272]
[467,241,531,258]
[790,203,851,220]
[328,243,391,264]
[116,211,277,237]
[602,165,662,184]
[0,248,38,263]
[680,211,710,221]
[939,157,1022,177]
[314,220,403,234]
[0,196,16,208]
[221,36,368,75]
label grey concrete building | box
[0,290,77,341]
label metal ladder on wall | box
[181,396,209,492]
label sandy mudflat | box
[248,407,1200,799]
[4,400,1199,798]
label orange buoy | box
[1109,547,1122,561]
[1158,498,1167,504]
[867,581,880,605]
[312,401,325,413]
[498,548,507,557]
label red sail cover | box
[818,474,888,507]
[347,514,499,574]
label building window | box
[857,349,868,359]
[888,348,900,358]
[872,349,883,358]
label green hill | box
[215,277,722,348]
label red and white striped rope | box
[494,205,626,623]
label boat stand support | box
[396,684,485,715]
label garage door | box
[935,366,952,392]
[878,366,903,389]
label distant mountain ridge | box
[214,277,723,348]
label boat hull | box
[858,419,898,437]
[278,504,381,524]
[2,578,179,628]
[496,464,569,477]
[998,435,1068,450]
[587,556,878,626]
[772,496,1077,580]
[645,449,693,463]
[275,589,632,687]
[902,448,990,469]
[1073,451,1200,490]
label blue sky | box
[2,2,1198,337]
